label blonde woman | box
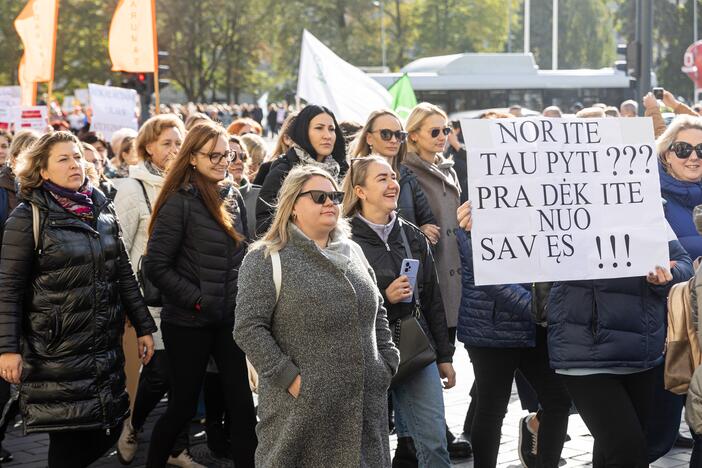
[240,133,268,181]
[235,165,399,467]
[404,103,462,335]
[351,109,439,244]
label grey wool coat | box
[234,226,400,468]
[404,151,462,328]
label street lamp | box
[373,0,387,70]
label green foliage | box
[0,0,699,103]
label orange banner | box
[109,0,157,72]
[14,0,59,83]
[18,55,37,106]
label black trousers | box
[47,423,121,468]
[146,322,257,468]
[0,380,18,447]
[467,327,571,468]
[132,350,188,456]
[562,368,656,468]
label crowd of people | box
[0,87,699,468]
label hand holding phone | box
[398,259,420,303]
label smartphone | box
[653,87,664,100]
[399,259,420,303]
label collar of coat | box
[404,151,461,196]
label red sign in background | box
[683,40,702,88]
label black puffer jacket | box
[144,183,248,328]
[255,147,349,236]
[0,187,156,434]
[397,165,437,227]
[350,216,454,363]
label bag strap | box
[31,202,40,251]
[271,250,281,303]
[399,226,419,303]
[137,180,152,213]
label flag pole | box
[151,0,160,114]
[48,0,59,111]
[47,81,53,109]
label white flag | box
[297,30,391,122]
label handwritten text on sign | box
[460,117,669,286]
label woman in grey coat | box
[235,165,400,467]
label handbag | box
[390,227,436,387]
[136,180,162,307]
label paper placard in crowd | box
[74,88,90,106]
[12,106,48,132]
[0,86,22,130]
[460,117,669,286]
[88,83,137,141]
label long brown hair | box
[148,121,244,244]
[350,109,407,174]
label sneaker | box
[117,419,138,465]
[518,414,538,468]
[167,449,206,468]
[0,447,13,463]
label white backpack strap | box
[271,250,281,304]
[31,203,40,251]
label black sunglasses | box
[430,127,452,138]
[370,129,408,143]
[669,141,702,159]
[229,150,247,162]
[298,190,344,205]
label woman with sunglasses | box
[351,109,440,245]
[342,156,454,467]
[403,103,462,341]
[645,114,702,465]
[255,105,348,237]
[144,122,257,468]
[235,164,399,467]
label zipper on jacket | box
[383,242,390,252]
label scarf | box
[293,145,341,179]
[44,178,94,222]
[144,160,166,178]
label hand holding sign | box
[461,117,669,286]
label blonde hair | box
[8,129,41,169]
[405,102,448,154]
[240,133,268,169]
[656,114,702,166]
[349,109,406,174]
[136,114,185,163]
[341,156,391,218]
[575,107,606,118]
[251,165,349,254]
[17,131,84,198]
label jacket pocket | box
[47,307,62,351]
[591,300,599,338]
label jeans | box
[646,363,684,462]
[392,363,451,467]
[692,432,702,467]
[562,368,656,468]
[467,327,571,468]
[146,322,257,468]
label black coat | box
[255,147,349,236]
[144,184,248,328]
[0,187,156,433]
[350,216,454,363]
[397,165,437,227]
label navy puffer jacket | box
[547,239,693,369]
[456,229,536,348]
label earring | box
[291,213,297,221]
[192,165,197,170]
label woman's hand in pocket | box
[288,374,301,398]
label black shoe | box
[519,415,538,468]
[392,437,418,468]
[447,432,472,459]
[0,448,12,463]
[675,433,695,449]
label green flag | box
[388,73,417,120]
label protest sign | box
[461,117,669,286]
[74,88,89,106]
[0,86,22,130]
[88,84,137,141]
[13,106,48,132]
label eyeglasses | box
[370,129,408,143]
[298,190,344,205]
[198,150,235,165]
[229,150,247,162]
[669,141,702,159]
[430,127,452,138]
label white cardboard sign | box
[461,117,669,286]
[88,83,138,141]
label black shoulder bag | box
[390,226,437,387]
[136,181,162,307]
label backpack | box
[664,278,702,394]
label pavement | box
[0,348,693,467]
